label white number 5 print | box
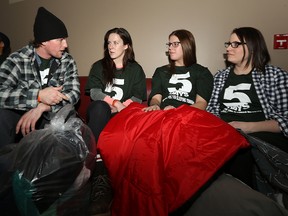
[168,72,192,93]
[224,83,251,103]
[105,78,124,100]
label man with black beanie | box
[0,7,80,147]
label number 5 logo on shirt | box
[105,78,124,100]
[168,72,192,93]
[223,83,252,111]
[224,83,251,102]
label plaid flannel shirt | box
[207,65,288,137]
[0,45,80,113]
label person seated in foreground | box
[0,7,80,148]
[143,29,213,112]
[84,27,147,215]
[207,27,288,191]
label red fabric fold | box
[98,103,250,216]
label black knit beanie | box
[33,7,68,43]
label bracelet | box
[112,99,119,107]
[37,95,41,103]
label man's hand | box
[38,86,69,105]
[16,103,50,136]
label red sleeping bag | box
[98,103,250,216]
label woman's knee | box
[86,101,111,120]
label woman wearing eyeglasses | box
[95,28,288,215]
[143,29,213,112]
[207,27,288,189]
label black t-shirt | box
[149,64,213,109]
[38,56,51,87]
[85,60,147,102]
[219,69,265,122]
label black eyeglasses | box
[224,41,246,48]
[166,42,181,48]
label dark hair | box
[0,32,11,58]
[231,27,270,72]
[102,27,136,84]
[168,29,197,74]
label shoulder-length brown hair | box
[168,29,197,74]
[102,27,136,84]
[231,27,270,72]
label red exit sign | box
[274,34,288,49]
